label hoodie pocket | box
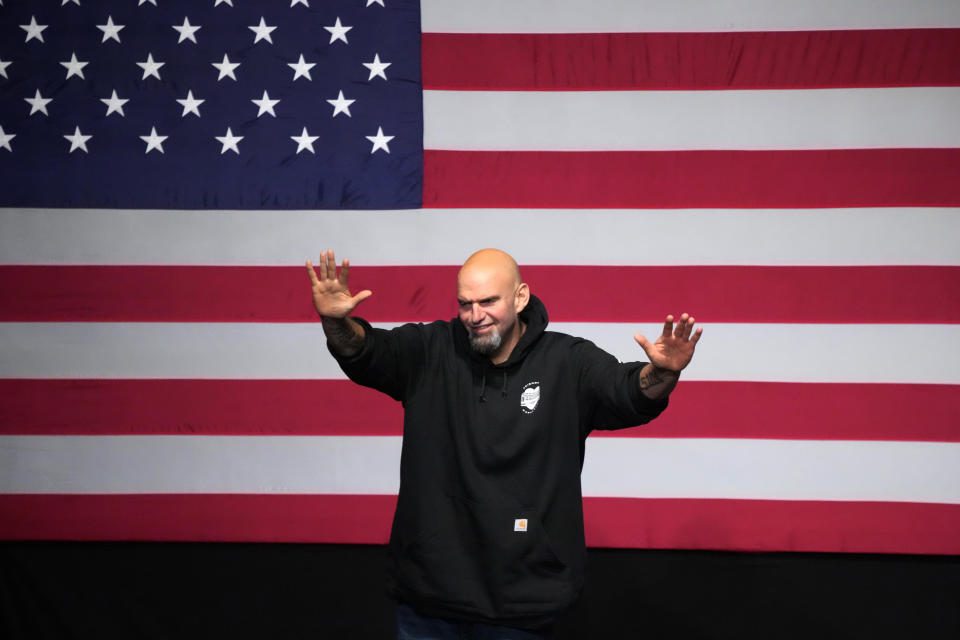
[397,494,574,616]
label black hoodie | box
[331,295,668,629]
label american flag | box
[1,0,959,555]
[0,0,420,207]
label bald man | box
[307,249,701,638]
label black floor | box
[2,543,958,639]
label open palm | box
[306,249,372,318]
[634,313,702,372]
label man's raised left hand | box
[634,313,702,372]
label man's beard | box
[469,327,502,355]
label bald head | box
[459,248,522,289]
[457,249,530,362]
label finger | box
[318,251,329,281]
[327,249,337,281]
[677,313,692,340]
[352,289,373,307]
[690,325,703,345]
[306,260,320,286]
[661,315,674,338]
[340,257,351,285]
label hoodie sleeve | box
[327,317,427,402]
[571,338,669,433]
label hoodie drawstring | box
[478,370,509,403]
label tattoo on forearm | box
[322,317,364,357]
[639,367,665,390]
[639,365,679,400]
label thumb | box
[634,333,651,353]
[351,289,373,307]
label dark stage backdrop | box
[2,543,958,639]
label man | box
[306,248,701,639]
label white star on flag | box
[101,90,128,117]
[62,0,81,6]
[249,18,277,44]
[25,89,52,116]
[97,16,124,43]
[327,91,355,117]
[140,127,168,154]
[366,126,393,154]
[215,127,243,155]
[291,0,309,7]
[212,54,240,81]
[252,91,280,118]
[60,53,88,80]
[291,127,319,154]
[0,126,15,152]
[367,0,385,6]
[363,54,391,81]
[177,91,204,117]
[288,54,315,81]
[324,18,352,44]
[64,126,92,153]
[21,16,48,43]
[139,1,157,6]
[137,53,164,80]
[0,59,10,79]
[214,0,233,6]
[173,17,201,44]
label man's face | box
[457,272,520,356]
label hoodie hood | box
[454,294,550,403]
[454,294,550,370]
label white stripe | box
[3,435,958,504]
[0,436,402,495]
[1,322,958,384]
[424,88,960,151]
[421,0,960,33]
[2,208,957,267]
[581,438,960,503]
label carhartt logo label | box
[514,519,528,532]
[520,382,540,413]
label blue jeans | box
[396,603,552,640]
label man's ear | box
[515,282,530,312]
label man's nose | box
[471,303,483,323]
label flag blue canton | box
[0,0,423,209]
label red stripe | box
[0,379,402,437]
[0,494,396,544]
[596,381,960,442]
[3,379,957,442]
[423,29,960,90]
[3,265,958,323]
[581,498,960,554]
[423,149,960,209]
[1,494,957,554]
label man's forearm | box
[322,316,366,357]
[638,363,680,400]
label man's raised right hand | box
[306,249,373,319]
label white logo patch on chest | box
[520,381,540,413]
